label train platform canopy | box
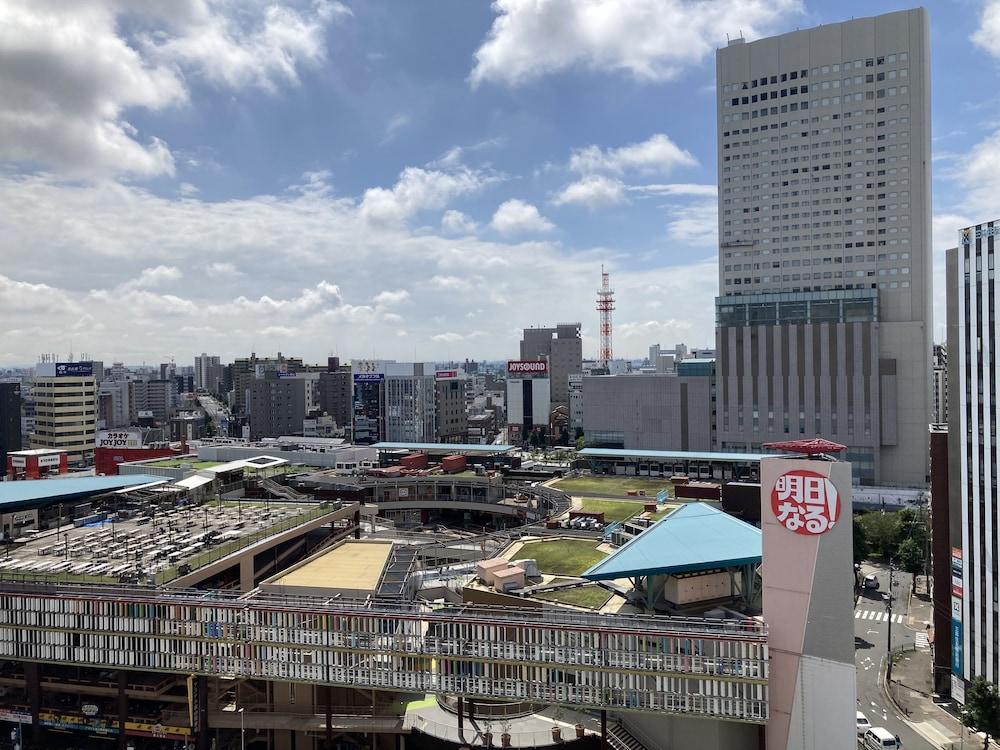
[577,448,773,462]
[0,475,169,511]
[372,442,515,455]
[581,503,762,581]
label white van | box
[862,727,899,749]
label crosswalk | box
[855,609,904,624]
[915,632,930,650]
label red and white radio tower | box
[596,265,615,366]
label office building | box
[194,353,224,394]
[583,373,713,451]
[715,8,931,486]
[568,372,584,434]
[30,361,97,464]
[248,372,306,439]
[352,361,436,444]
[519,323,582,409]
[231,353,304,415]
[434,371,468,443]
[318,361,353,435]
[947,221,1000,699]
[0,382,22,470]
[506,360,550,444]
[932,343,947,425]
[133,379,178,421]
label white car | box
[856,711,872,735]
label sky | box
[1,0,999,365]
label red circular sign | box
[770,469,840,535]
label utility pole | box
[886,560,895,683]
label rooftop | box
[0,475,168,510]
[265,540,393,594]
[577,448,774,462]
[581,503,762,580]
[372,442,514,455]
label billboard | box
[354,373,385,383]
[507,360,548,376]
[96,430,143,450]
[435,370,459,379]
[36,454,62,468]
[951,547,963,597]
[770,469,841,535]
[54,362,93,377]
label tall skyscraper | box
[947,221,1000,700]
[519,323,583,409]
[714,8,931,486]
[0,382,22,469]
[31,361,97,464]
[194,353,224,394]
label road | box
[855,561,931,749]
[198,393,230,434]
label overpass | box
[0,581,768,725]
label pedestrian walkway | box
[914,632,929,650]
[856,608,905,624]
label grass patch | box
[577,498,643,522]
[535,586,612,610]
[146,459,222,469]
[512,539,607,576]
[553,475,672,498]
[649,503,680,520]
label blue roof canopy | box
[0,475,168,510]
[581,503,762,580]
[372,442,514,455]
[577,448,772,462]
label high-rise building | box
[932,343,948,425]
[351,361,436,444]
[519,323,582,409]
[249,373,306,439]
[231,353,304,414]
[194,353,224,394]
[97,379,131,428]
[318,359,353,436]
[434,371,467,444]
[714,8,931,486]
[0,382,22,469]
[30,361,97,464]
[947,222,1000,700]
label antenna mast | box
[596,265,615,366]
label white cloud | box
[569,134,697,175]
[470,0,802,87]
[665,198,718,247]
[631,183,717,198]
[373,289,410,306]
[973,1,1000,59]
[360,167,490,224]
[0,0,344,178]
[0,173,722,362]
[381,112,412,143]
[432,332,465,343]
[441,210,479,235]
[490,199,555,234]
[552,175,626,209]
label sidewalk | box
[884,578,999,750]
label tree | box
[897,537,924,592]
[853,514,871,565]
[962,676,1000,749]
[574,435,585,451]
[859,511,899,558]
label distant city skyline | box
[1,1,997,362]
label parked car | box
[856,711,872,735]
[862,574,880,589]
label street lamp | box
[239,706,245,750]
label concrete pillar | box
[118,670,128,749]
[600,710,607,750]
[240,555,255,591]
[325,686,332,750]
[24,662,40,745]
[354,510,361,540]
[194,676,210,750]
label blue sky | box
[1,0,998,363]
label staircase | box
[608,722,651,750]
[259,476,309,500]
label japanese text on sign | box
[770,469,840,535]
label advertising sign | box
[353,373,385,383]
[0,709,31,724]
[952,619,964,674]
[961,225,1000,245]
[54,362,93,377]
[770,469,841,535]
[97,430,143,450]
[435,370,459,379]
[507,360,548,375]
[36,454,62,468]
[353,360,382,375]
[9,456,25,468]
[277,370,297,378]
[953,674,966,704]
[952,547,964,598]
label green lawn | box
[535,585,612,610]
[512,539,607,576]
[147,459,222,469]
[553,475,672,498]
[577,498,643,522]
[649,503,680,520]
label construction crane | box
[596,266,615,366]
